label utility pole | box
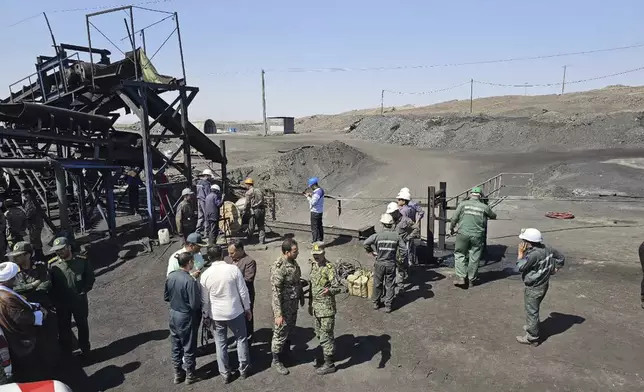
[380,89,385,115]
[561,65,567,95]
[524,82,528,96]
[469,79,474,114]
[262,69,268,137]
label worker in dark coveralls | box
[0,262,45,382]
[515,228,565,345]
[308,243,346,375]
[364,213,407,313]
[21,190,45,261]
[4,200,27,251]
[165,252,201,385]
[8,242,58,379]
[270,238,304,375]
[195,169,213,234]
[49,237,95,357]
[224,241,257,340]
[243,178,266,245]
[205,183,224,247]
[124,170,142,215]
[176,188,196,245]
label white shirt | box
[200,261,250,321]
[167,248,205,277]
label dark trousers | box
[128,187,139,213]
[247,208,266,244]
[524,283,549,338]
[246,282,255,338]
[196,201,206,232]
[310,212,324,243]
[639,241,644,299]
[169,310,199,373]
[57,295,90,355]
[206,219,220,246]
[372,262,396,307]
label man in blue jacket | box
[305,177,325,244]
[195,169,213,234]
[205,184,224,247]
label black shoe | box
[173,370,186,384]
[221,373,231,384]
[186,373,200,384]
[313,351,323,368]
[272,353,289,375]
[315,356,337,375]
[239,370,248,380]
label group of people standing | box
[1,190,46,262]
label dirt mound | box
[228,140,375,199]
[350,112,644,152]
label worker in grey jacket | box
[515,228,565,345]
[364,214,407,313]
[165,252,202,385]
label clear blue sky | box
[1,0,643,122]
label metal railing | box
[8,52,81,104]
[447,172,534,208]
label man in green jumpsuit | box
[449,187,497,288]
[49,237,95,357]
[308,243,346,375]
[270,238,304,375]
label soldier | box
[49,237,95,357]
[4,200,27,251]
[21,190,45,261]
[243,178,266,244]
[308,243,345,375]
[175,188,196,245]
[270,238,304,375]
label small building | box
[203,119,217,134]
[268,116,295,134]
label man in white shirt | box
[167,233,207,278]
[200,247,252,383]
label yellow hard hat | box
[243,178,254,185]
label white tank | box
[158,228,170,245]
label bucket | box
[158,228,170,245]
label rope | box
[545,211,575,219]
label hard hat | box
[519,228,543,243]
[396,191,411,201]
[181,188,194,197]
[243,178,254,185]
[471,186,482,195]
[307,177,319,187]
[400,187,410,194]
[385,202,399,214]
[211,184,221,192]
[202,169,213,177]
[380,213,394,225]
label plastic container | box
[158,228,170,245]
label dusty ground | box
[51,130,644,392]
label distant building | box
[268,116,295,134]
[203,119,217,134]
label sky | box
[1,0,643,122]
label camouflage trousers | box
[313,315,335,357]
[271,299,298,354]
[27,224,43,250]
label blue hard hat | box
[307,177,319,187]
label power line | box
[263,43,644,74]
[384,81,470,95]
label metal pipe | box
[139,84,157,237]
[438,182,447,250]
[55,166,70,232]
[0,158,57,169]
[174,12,188,83]
[0,102,115,131]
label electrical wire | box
[384,81,470,95]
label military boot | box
[312,347,323,368]
[315,355,337,375]
[272,353,289,375]
[173,369,186,384]
[186,372,200,385]
[516,334,539,346]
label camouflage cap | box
[8,241,33,257]
[311,242,325,255]
[50,237,69,252]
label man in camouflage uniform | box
[449,187,497,288]
[4,200,27,251]
[270,238,303,375]
[49,237,95,357]
[175,188,196,245]
[21,190,45,261]
[243,178,266,244]
[308,243,345,375]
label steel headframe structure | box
[0,5,227,239]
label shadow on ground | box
[540,312,585,343]
[88,329,170,365]
[396,266,445,309]
[335,334,391,370]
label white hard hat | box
[211,184,221,191]
[396,191,411,201]
[385,202,399,214]
[202,169,213,177]
[400,187,410,194]
[519,228,543,243]
[181,188,194,197]
[380,213,394,225]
